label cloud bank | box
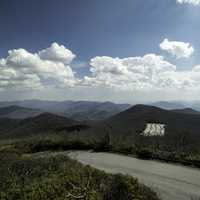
[84,54,197,91]
[176,0,200,5]
[160,39,194,59]
[0,43,78,91]
[0,42,200,98]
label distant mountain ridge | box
[150,101,186,110]
[0,105,42,119]
[0,100,131,121]
[151,100,200,112]
[171,108,200,115]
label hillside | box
[0,105,42,119]
[0,118,20,134]
[0,149,159,200]
[104,104,200,136]
[0,113,90,138]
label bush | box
[0,149,160,200]
[136,149,153,159]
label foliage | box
[0,147,160,200]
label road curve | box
[68,151,200,200]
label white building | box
[142,123,165,136]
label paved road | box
[68,151,200,200]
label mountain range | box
[150,100,200,111]
[2,99,200,122]
[0,100,131,121]
[1,103,200,140]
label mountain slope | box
[105,104,200,136]
[0,113,90,138]
[0,118,20,134]
[0,105,42,119]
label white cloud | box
[159,39,194,59]
[39,42,76,64]
[176,0,200,5]
[84,54,175,90]
[1,42,200,101]
[192,65,200,71]
[84,54,199,91]
[0,43,78,91]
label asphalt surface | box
[68,151,200,200]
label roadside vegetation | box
[111,129,200,168]
[1,126,200,168]
[0,141,160,200]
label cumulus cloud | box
[159,39,194,59]
[0,43,78,91]
[176,0,200,5]
[84,54,174,90]
[39,43,76,64]
[192,65,200,71]
[84,54,199,91]
[1,42,200,97]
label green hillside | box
[0,145,160,200]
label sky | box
[0,0,200,103]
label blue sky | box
[0,0,200,102]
